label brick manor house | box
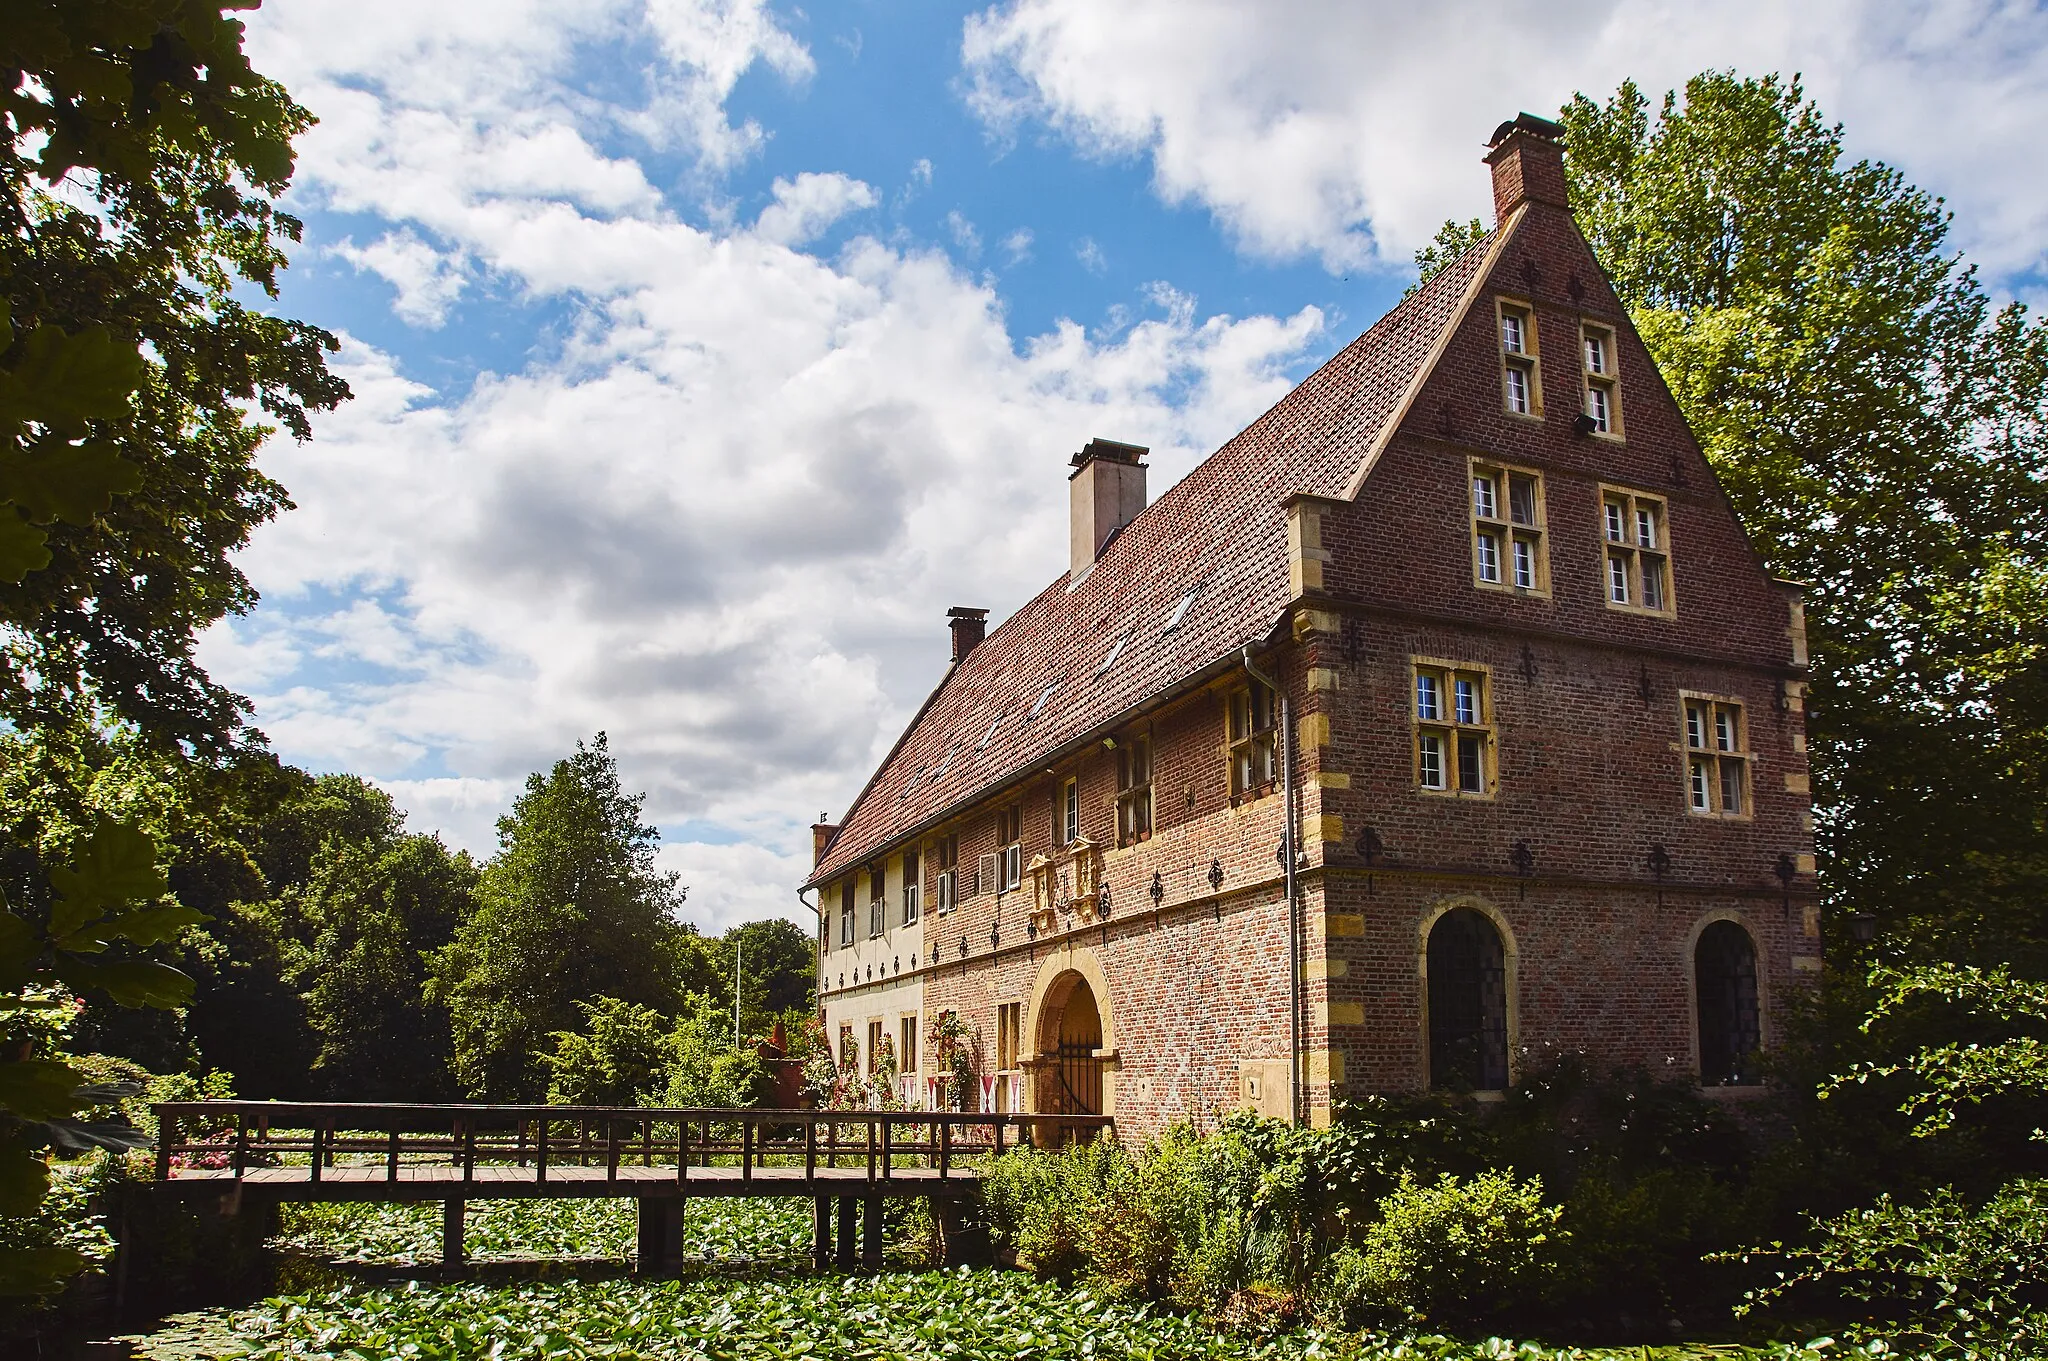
[803,115,1818,1138]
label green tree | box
[1,0,349,749]
[283,828,475,1101]
[431,735,691,1099]
[710,917,815,1037]
[540,996,674,1106]
[1550,73,2048,970]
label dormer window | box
[1581,322,1621,436]
[1496,299,1540,418]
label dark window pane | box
[1428,909,1509,1090]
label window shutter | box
[978,853,999,897]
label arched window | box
[1695,920,1760,1085]
[1427,908,1509,1090]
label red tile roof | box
[807,236,1496,887]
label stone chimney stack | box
[1068,438,1148,579]
[1485,113,1568,224]
[811,820,839,867]
[947,606,988,662]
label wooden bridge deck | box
[161,1160,976,1200]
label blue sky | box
[216,0,2048,931]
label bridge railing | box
[150,1103,1112,1186]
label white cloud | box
[945,209,983,257]
[332,229,470,327]
[754,172,880,245]
[1074,236,1106,274]
[999,227,1034,265]
[961,0,2048,280]
[219,1,1324,931]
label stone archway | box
[1024,947,1117,1132]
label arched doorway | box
[1033,970,1104,1129]
[1695,920,1760,1085]
[1427,908,1508,1091]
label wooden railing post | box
[155,1110,177,1181]
[879,1114,891,1181]
[939,1117,951,1179]
[606,1117,620,1182]
[741,1115,753,1185]
[865,1115,875,1182]
[462,1120,476,1182]
[308,1123,323,1184]
[677,1117,689,1184]
[387,1127,401,1181]
[535,1116,549,1183]
[804,1114,816,1182]
[994,1114,1005,1157]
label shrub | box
[1329,1170,1564,1327]
[1735,1177,2048,1355]
[541,997,673,1106]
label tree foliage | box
[431,734,691,1100]
[1,0,348,749]
[1554,73,2048,971]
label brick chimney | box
[1485,113,1568,223]
[1068,438,1148,579]
[811,820,839,867]
[947,606,988,662]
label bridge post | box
[861,1195,882,1267]
[834,1196,856,1269]
[636,1197,678,1275]
[812,1197,830,1270]
[441,1199,464,1268]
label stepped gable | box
[808,235,1497,885]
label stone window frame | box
[1580,318,1624,439]
[838,880,855,948]
[1058,775,1080,847]
[1412,655,1496,800]
[1115,730,1154,846]
[1416,894,1521,1093]
[1468,457,1550,597]
[1226,678,1279,803]
[1680,690,1753,821]
[866,1018,885,1075]
[1599,483,1676,618]
[866,863,886,939]
[1495,295,1543,420]
[900,849,920,926]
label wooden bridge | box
[151,1102,1110,1271]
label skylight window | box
[1029,682,1058,719]
[928,746,955,783]
[1163,584,1201,635]
[1096,630,1132,677]
[976,714,1003,751]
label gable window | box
[838,881,855,948]
[1601,487,1673,615]
[1117,734,1154,845]
[1683,695,1750,817]
[1581,322,1622,436]
[1414,660,1493,796]
[1228,680,1279,801]
[996,806,1022,891]
[901,850,920,925]
[933,834,958,915]
[1470,460,1547,595]
[1497,298,1540,418]
[867,864,886,938]
[1058,776,1080,845]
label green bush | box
[1736,1177,2048,1355]
[538,992,767,1108]
[1329,1170,1563,1327]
